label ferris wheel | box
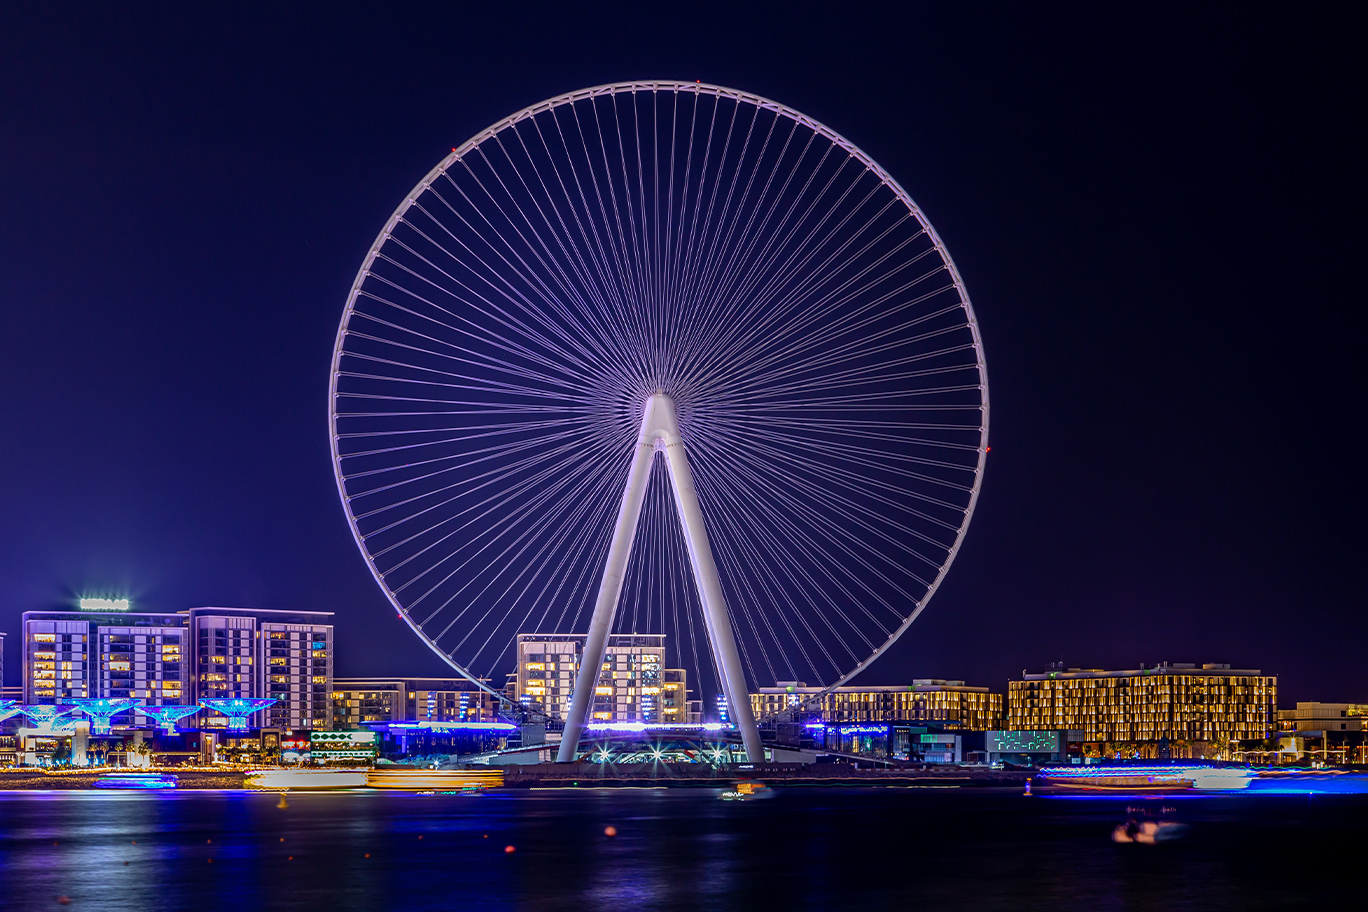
[330,81,988,761]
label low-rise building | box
[331,677,501,728]
[751,680,1003,730]
[1007,662,1277,757]
[1274,702,1367,765]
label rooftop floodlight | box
[136,704,203,734]
[199,698,278,732]
[69,698,140,736]
[0,700,21,723]
[19,704,77,731]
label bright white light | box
[246,769,367,789]
[79,598,130,611]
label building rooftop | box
[1018,662,1266,681]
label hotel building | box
[22,607,189,706]
[1007,662,1277,749]
[18,604,334,731]
[514,633,697,724]
[751,680,1004,730]
[331,677,501,728]
[188,608,334,731]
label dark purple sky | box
[2,5,1363,701]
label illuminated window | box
[270,657,287,666]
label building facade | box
[514,633,696,724]
[188,608,334,731]
[1007,663,1277,752]
[1273,702,1367,765]
[22,609,189,706]
[331,677,501,728]
[751,680,1004,730]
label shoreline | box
[0,764,1034,791]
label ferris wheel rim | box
[328,79,990,711]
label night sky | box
[2,5,1362,701]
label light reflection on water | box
[0,787,1362,911]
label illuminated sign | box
[986,730,1062,752]
[311,730,377,744]
[79,598,130,611]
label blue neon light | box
[200,698,278,731]
[92,773,178,790]
[381,721,516,732]
[18,704,77,728]
[136,704,203,732]
[69,698,140,735]
[585,722,728,732]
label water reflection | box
[0,788,1362,911]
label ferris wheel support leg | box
[555,437,656,763]
[661,437,766,764]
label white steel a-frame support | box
[556,393,765,763]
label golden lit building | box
[1007,663,1276,747]
[751,680,1003,730]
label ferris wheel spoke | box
[505,116,645,369]
[450,464,622,671]
[344,424,608,518]
[697,468,873,669]
[698,486,826,683]
[366,431,625,572]
[700,424,967,547]
[372,226,627,386]
[698,257,955,395]
[358,257,613,386]
[696,441,942,603]
[687,146,861,361]
[423,175,645,388]
[424,455,622,656]
[393,440,626,615]
[669,99,760,370]
[339,333,595,402]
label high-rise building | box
[1,630,6,692]
[514,633,695,724]
[188,608,334,731]
[22,608,188,706]
[751,680,1003,729]
[331,677,501,728]
[1007,663,1277,748]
